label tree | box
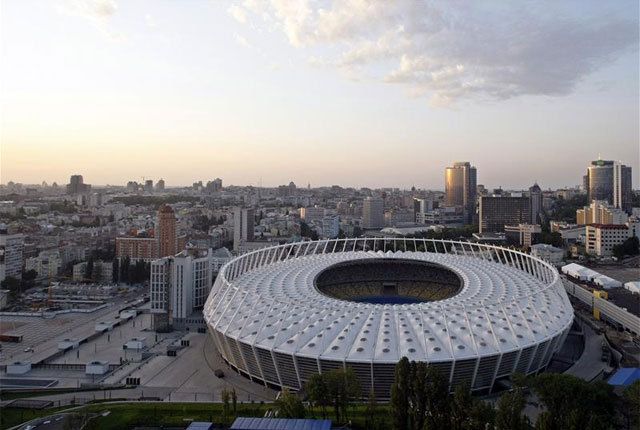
[421,365,451,430]
[120,257,130,283]
[495,389,527,430]
[531,373,615,430]
[231,388,237,415]
[112,258,119,283]
[92,262,103,283]
[275,389,306,418]
[450,384,473,430]
[391,357,410,430]
[221,388,231,423]
[622,380,640,430]
[614,236,640,260]
[0,276,21,301]
[365,388,380,430]
[408,361,429,430]
[306,373,330,419]
[468,399,495,430]
[325,367,360,423]
[84,258,94,281]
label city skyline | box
[1,1,639,189]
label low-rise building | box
[530,244,565,266]
[504,224,541,248]
[115,236,158,262]
[25,250,61,280]
[585,224,631,257]
[321,216,340,239]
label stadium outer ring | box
[204,238,574,398]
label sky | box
[1,0,638,190]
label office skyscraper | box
[157,204,177,258]
[585,159,632,213]
[233,208,255,251]
[479,195,530,233]
[362,197,384,229]
[529,183,543,224]
[445,162,477,224]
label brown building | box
[115,236,158,262]
[157,204,178,258]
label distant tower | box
[233,208,255,251]
[529,183,543,224]
[444,162,477,224]
[362,197,384,229]
[157,205,177,257]
[155,179,165,192]
[66,174,90,195]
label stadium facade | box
[204,238,573,398]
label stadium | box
[204,238,574,399]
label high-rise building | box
[0,224,24,282]
[445,162,477,224]
[150,247,228,329]
[529,183,543,224]
[157,205,177,258]
[144,180,154,193]
[362,197,384,229]
[233,208,255,251]
[155,179,165,192]
[613,163,632,213]
[479,195,530,233]
[66,174,90,195]
[585,159,632,212]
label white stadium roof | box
[206,248,573,364]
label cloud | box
[60,0,125,41]
[228,4,247,24]
[234,33,252,49]
[231,0,639,105]
[145,14,157,28]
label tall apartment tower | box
[362,197,384,229]
[157,204,177,258]
[445,162,477,224]
[529,183,543,224]
[0,224,24,282]
[586,159,632,213]
[233,208,255,251]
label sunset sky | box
[1,0,638,189]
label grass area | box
[0,386,129,401]
[0,406,70,429]
[1,402,392,430]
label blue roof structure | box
[186,423,213,430]
[230,417,332,430]
[608,368,640,387]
